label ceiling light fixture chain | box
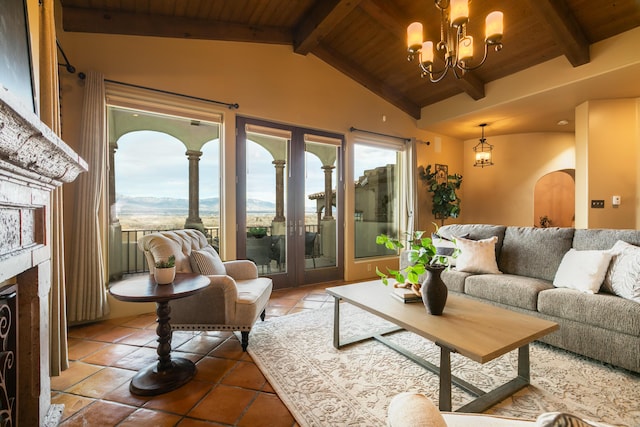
[407,0,504,82]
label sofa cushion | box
[441,269,472,293]
[455,236,502,274]
[432,232,466,266]
[464,274,554,311]
[498,227,574,282]
[553,249,612,294]
[190,247,226,275]
[603,240,640,302]
[438,224,507,261]
[234,277,274,324]
[537,288,640,336]
[573,228,640,250]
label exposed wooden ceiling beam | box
[293,0,362,55]
[312,44,421,119]
[455,72,485,100]
[359,0,408,37]
[360,0,486,101]
[62,6,291,44]
[525,0,590,66]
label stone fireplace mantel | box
[0,85,87,426]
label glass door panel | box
[304,137,339,271]
[244,126,289,277]
[237,117,343,288]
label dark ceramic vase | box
[422,265,448,315]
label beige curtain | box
[405,139,417,236]
[67,71,110,323]
[39,0,68,375]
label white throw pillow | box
[190,246,226,275]
[454,236,502,274]
[553,249,612,293]
[536,412,615,427]
[387,392,447,427]
[603,240,640,302]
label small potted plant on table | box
[154,255,176,285]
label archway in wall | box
[533,169,575,228]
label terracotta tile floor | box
[52,282,340,426]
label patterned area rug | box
[246,303,640,427]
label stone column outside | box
[322,165,335,219]
[185,150,204,230]
[273,160,286,223]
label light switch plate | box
[591,200,605,208]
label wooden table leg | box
[129,301,197,396]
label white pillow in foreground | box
[553,249,612,293]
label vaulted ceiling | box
[60,0,640,137]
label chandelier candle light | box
[407,0,503,82]
[473,123,493,167]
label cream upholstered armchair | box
[137,229,273,351]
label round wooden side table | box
[109,273,210,396]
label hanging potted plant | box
[418,164,462,226]
[154,255,176,285]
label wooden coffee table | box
[109,273,210,396]
[326,280,559,413]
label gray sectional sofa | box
[427,224,640,374]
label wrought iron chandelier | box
[407,0,504,82]
[473,123,493,167]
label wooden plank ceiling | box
[60,0,640,119]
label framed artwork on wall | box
[0,0,36,114]
[435,164,448,184]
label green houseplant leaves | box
[418,164,462,225]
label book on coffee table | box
[390,287,422,303]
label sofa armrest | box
[223,260,259,280]
[170,275,239,325]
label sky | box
[115,130,398,209]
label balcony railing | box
[115,224,320,276]
[118,227,219,274]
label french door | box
[236,117,344,289]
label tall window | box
[109,106,221,275]
[353,143,401,258]
[115,130,187,230]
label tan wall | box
[58,33,430,285]
[576,99,639,229]
[415,134,465,231]
[460,132,575,226]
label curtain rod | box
[56,39,86,80]
[104,79,240,110]
[349,127,411,143]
